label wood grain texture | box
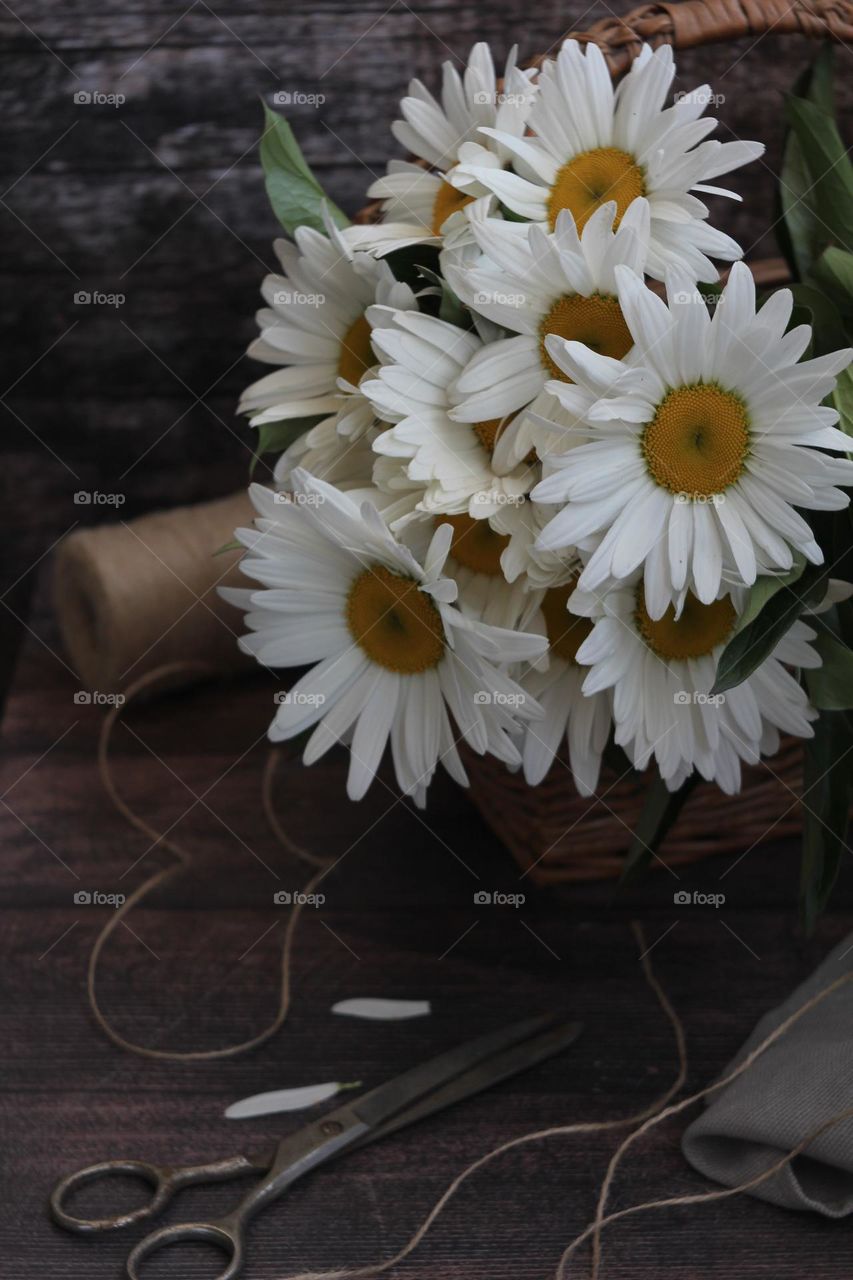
[3,0,853,587]
[2,578,853,1277]
[3,4,853,1275]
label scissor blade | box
[358,1019,583,1147]
[345,1012,564,1134]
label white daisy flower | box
[362,310,533,518]
[447,553,530,632]
[491,493,580,590]
[397,508,536,633]
[570,575,820,795]
[345,43,537,256]
[451,40,763,282]
[534,263,853,619]
[273,412,380,493]
[518,578,612,792]
[443,200,650,466]
[228,471,546,805]
[239,210,416,428]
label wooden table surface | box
[2,579,852,1279]
[4,2,853,1275]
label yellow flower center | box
[337,313,374,386]
[642,384,751,497]
[540,293,633,380]
[635,588,737,661]
[441,513,509,576]
[471,418,504,452]
[547,147,645,232]
[346,565,445,673]
[541,580,592,664]
[431,180,474,234]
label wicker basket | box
[358,0,853,884]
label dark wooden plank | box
[2,603,853,1276]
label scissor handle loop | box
[127,1217,242,1280]
[49,1159,173,1233]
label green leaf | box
[712,563,830,695]
[812,245,853,318]
[801,40,836,115]
[260,102,349,237]
[735,555,806,632]
[383,243,441,294]
[778,44,836,280]
[783,95,853,261]
[214,539,242,556]
[787,282,846,356]
[619,773,698,886]
[498,204,529,223]
[833,365,853,448]
[806,631,853,709]
[414,264,470,328]
[779,132,817,281]
[249,415,324,476]
[800,708,853,932]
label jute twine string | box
[574,968,853,1280]
[560,1110,853,1280]
[87,670,853,1276]
[262,750,334,869]
[88,660,331,1061]
[272,969,853,1280]
[269,919,687,1280]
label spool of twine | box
[54,490,253,693]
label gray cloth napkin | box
[682,934,853,1216]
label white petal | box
[332,998,431,1020]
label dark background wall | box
[3,1,850,602]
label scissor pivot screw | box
[320,1121,344,1137]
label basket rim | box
[534,0,853,75]
[354,0,853,226]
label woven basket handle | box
[535,0,853,74]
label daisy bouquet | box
[227,37,853,920]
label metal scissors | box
[51,1012,582,1280]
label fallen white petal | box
[225,1080,361,1120]
[331,998,431,1020]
